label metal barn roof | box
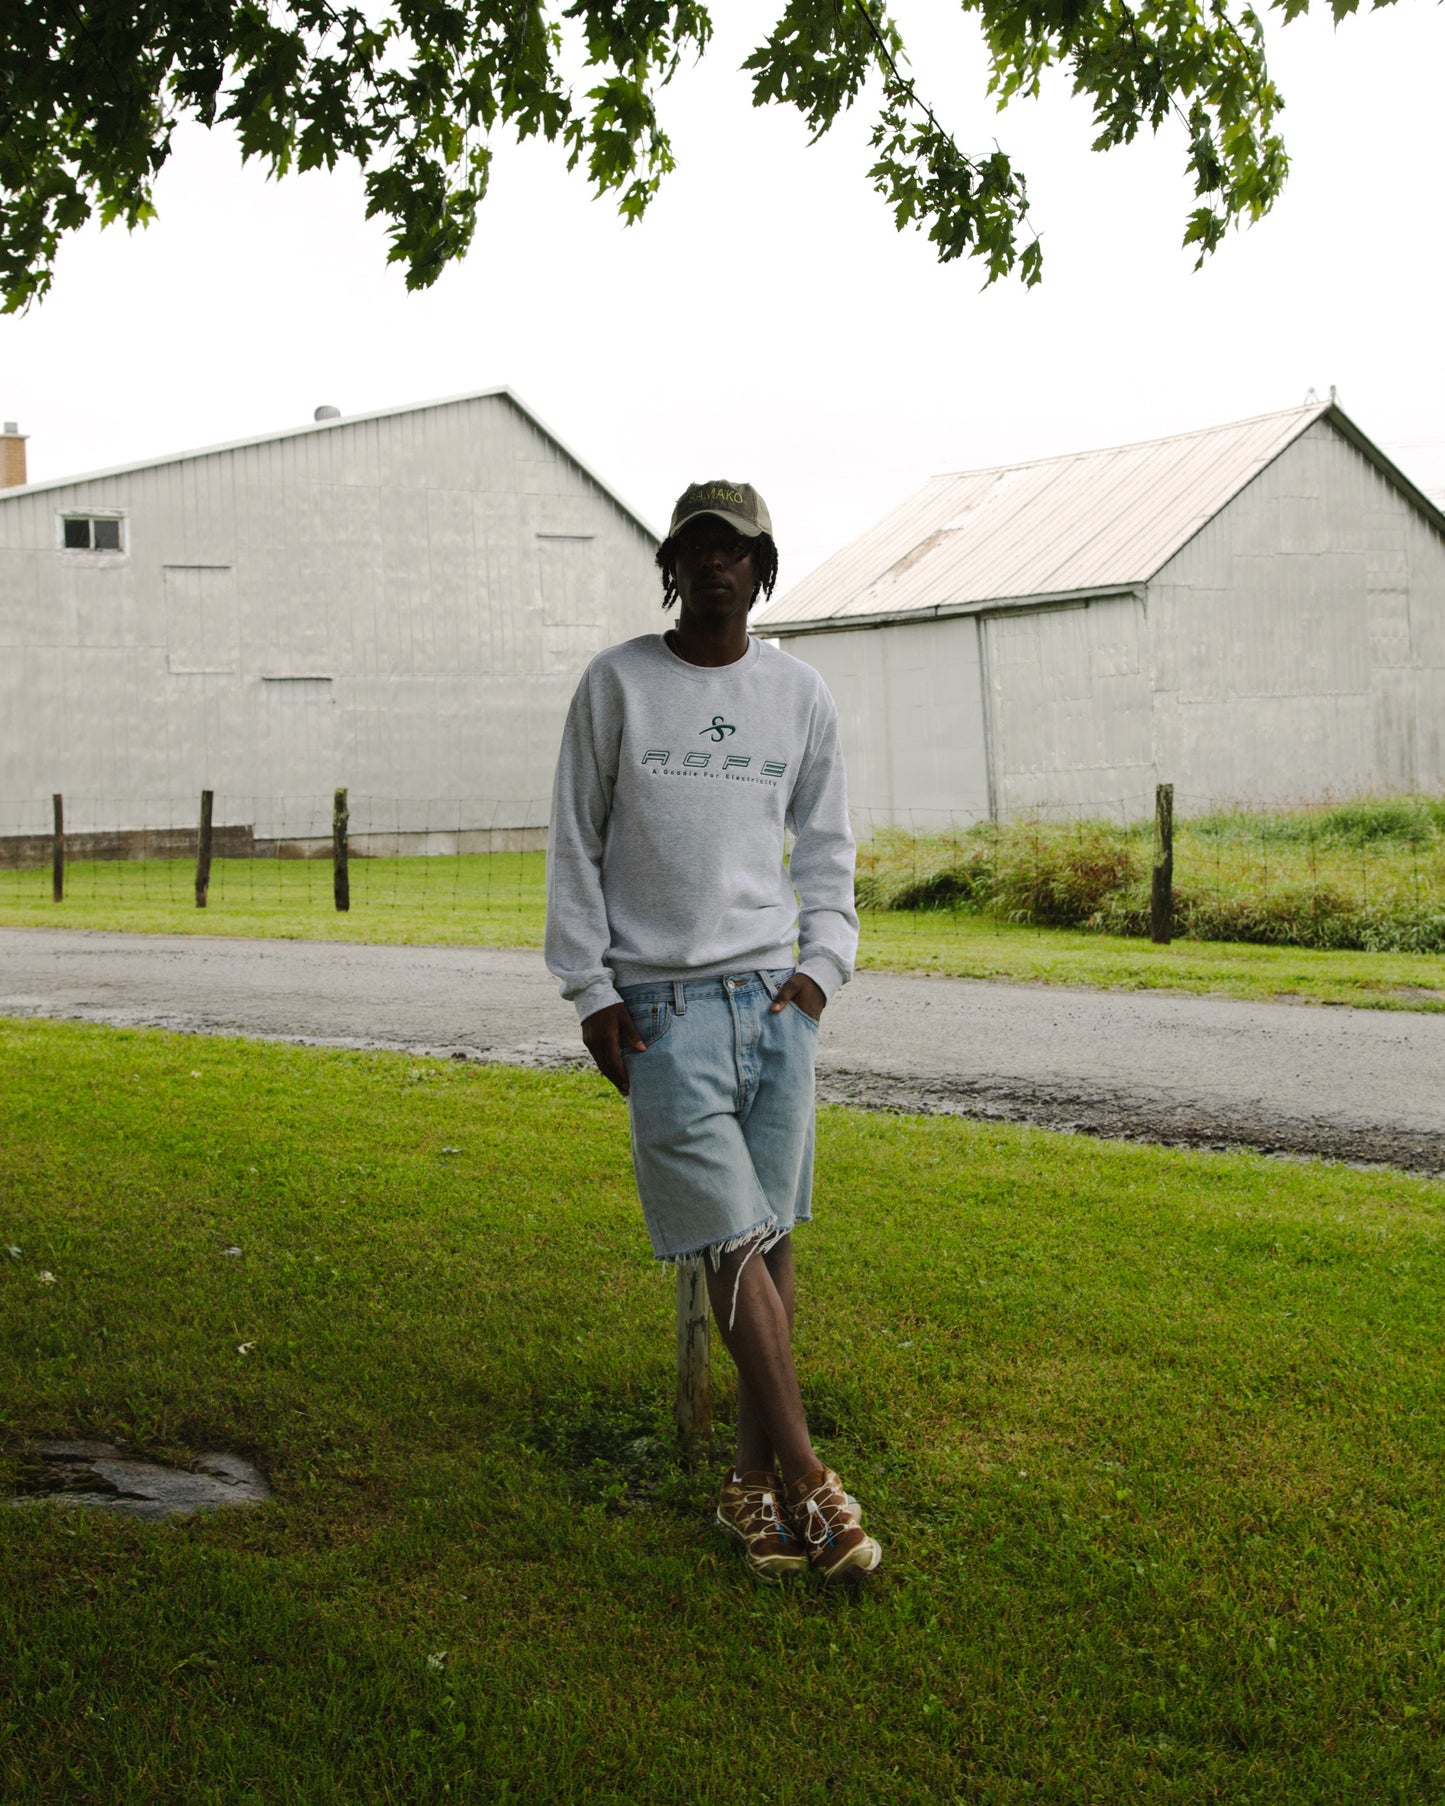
[0,387,662,541]
[757,402,1445,635]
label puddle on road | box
[12,1440,271,1520]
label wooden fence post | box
[194,789,214,908]
[51,794,64,903]
[674,1258,712,1444]
[332,787,350,912]
[1151,782,1174,945]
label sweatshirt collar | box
[654,631,763,683]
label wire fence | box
[0,795,549,941]
[3,788,1443,954]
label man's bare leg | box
[733,1240,793,1474]
[703,1236,819,1485]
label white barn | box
[0,391,660,853]
[755,402,1445,827]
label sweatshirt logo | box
[699,716,736,741]
[641,747,788,785]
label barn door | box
[537,535,606,674]
[163,565,238,674]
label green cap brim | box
[668,507,765,540]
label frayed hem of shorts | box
[655,1216,791,1268]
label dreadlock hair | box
[656,532,779,612]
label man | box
[545,479,881,1583]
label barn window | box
[60,515,124,552]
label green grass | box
[3,850,1444,1011]
[857,910,1445,1009]
[3,1017,1445,1802]
[1189,795,1445,850]
[0,851,548,946]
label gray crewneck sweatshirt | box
[545,633,858,1021]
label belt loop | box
[673,980,687,1016]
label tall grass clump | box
[1188,794,1445,851]
[854,823,1140,924]
[855,798,1445,953]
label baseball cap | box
[667,480,773,542]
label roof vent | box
[313,405,341,422]
[3,421,16,435]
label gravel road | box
[3,927,1443,1174]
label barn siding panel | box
[984,594,1153,817]
[0,546,43,644]
[1149,419,1445,807]
[781,617,991,832]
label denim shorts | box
[619,968,819,1264]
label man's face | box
[671,514,758,622]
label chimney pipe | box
[1,422,25,489]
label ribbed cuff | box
[796,952,848,1002]
[574,979,624,1024]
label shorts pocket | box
[629,998,675,1050]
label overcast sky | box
[3,0,1442,584]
